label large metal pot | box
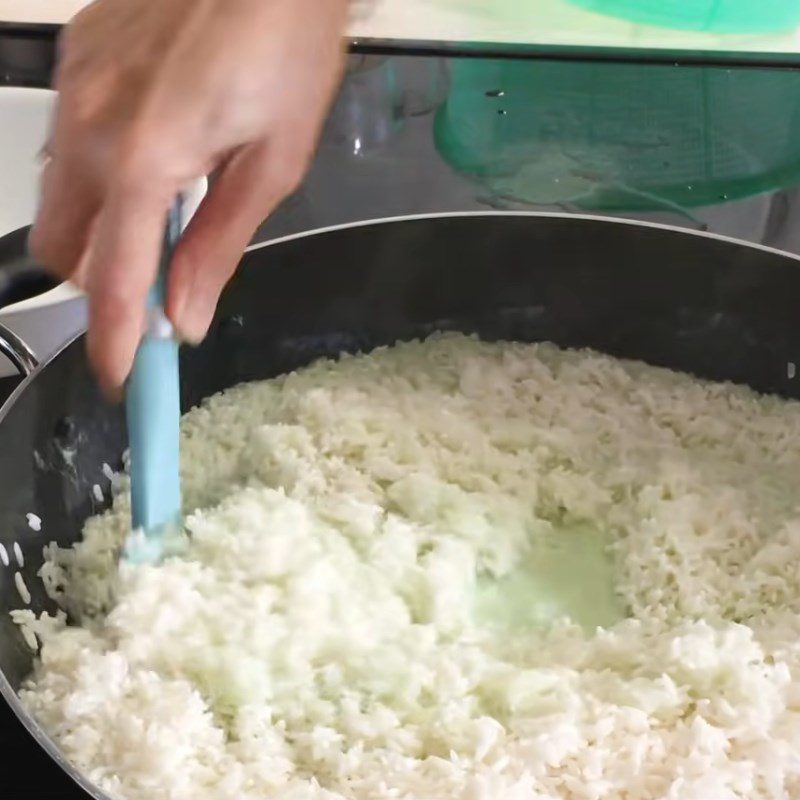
[2,212,800,798]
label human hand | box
[31,0,349,395]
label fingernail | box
[172,298,211,346]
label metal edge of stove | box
[349,37,800,69]
[2,22,800,84]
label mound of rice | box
[13,334,800,799]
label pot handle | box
[0,226,50,378]
[0,321,39,376]
[0,226,57,310]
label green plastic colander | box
[434,59,800,213]
[568,0,800,33]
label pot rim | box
[247,208,800,264]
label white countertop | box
[1,0,799,56]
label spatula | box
[123,198,184,565]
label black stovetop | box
[1,694,89,798]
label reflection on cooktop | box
[0,376,20,407]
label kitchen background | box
[2,5,800,394]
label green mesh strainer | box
[434,59,800,213]
[568,0,800,33]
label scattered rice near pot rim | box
[13,540,24,568]
[14,571,30,605]
[10,333,800,800]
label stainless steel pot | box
[2,212,800,798]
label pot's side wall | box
[187,215,800,406]
[0,342,123,688]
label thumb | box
[167,139,306,344]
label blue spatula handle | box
[124,199,184,564]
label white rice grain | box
[21,625,37,651]
[11,608,65,654]
[92,484,104,504]
[14,571,31,605]
[13,541,23,568]
[0,542,8,567]
[26,513,42,532]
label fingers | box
[86,178,172,395]
[166,138,307,343]
[28,0,347,398]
